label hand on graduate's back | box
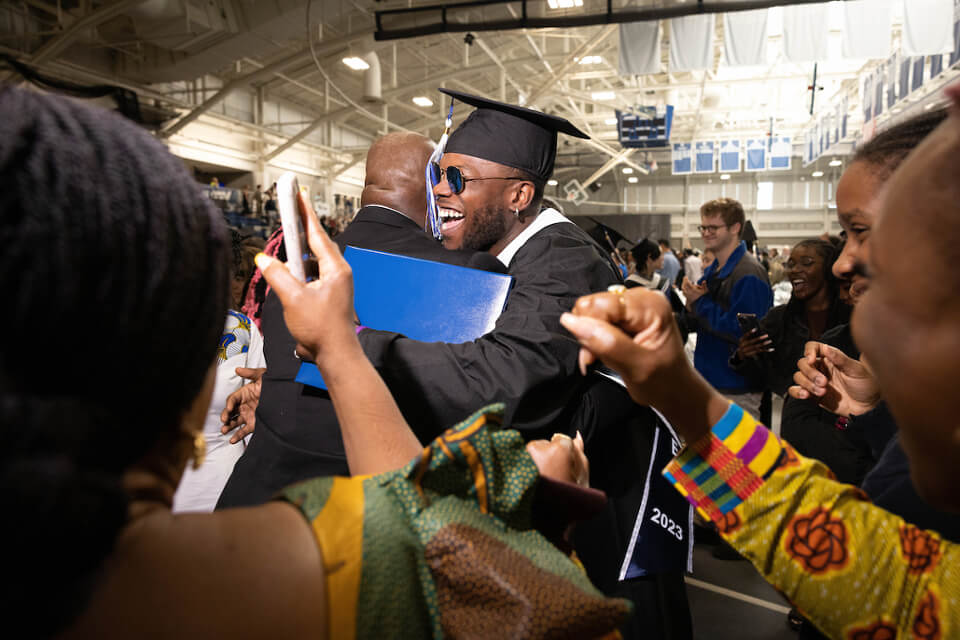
[788,342,882,417]
[560,287,728,443]
[255,193,358,370]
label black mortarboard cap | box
[440,88,589,183]
[586,218,630,252]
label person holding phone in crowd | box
[679,198,772,420]
[729,239,855,478]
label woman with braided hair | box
[0,86,629,639]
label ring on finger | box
[607,284,627,312]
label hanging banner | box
[694,141,715,173]
[899,57,912,101]
[719,140,741,172]
[862,73,874,124]
[931,53,944,78]
[912,56,926,92]
[951,0,960,66]
[804,127,816,167]
[833,103,843,144]
[821,115,832,151]
[672,142,692,175]
[769,136,791,170]
[887,55,898,110]
[745,139,766,172]
[873,68,885,118]
[841,96,849,140]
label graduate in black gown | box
[359,90,623,441]
[356,91,693,639]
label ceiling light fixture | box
[591,91,616,101]
[547,0,583,8]
[829,159,843,167]
[578,55,603,65]
[627,176,639,183]
[720,174,731,180]
[604,117,618,125]
[622,167,633,174]
[342,56,370,70]
[547,179,559,186]
[412,96,433,107]
[812,171,824,178]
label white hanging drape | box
[782,4,829,63]
[902,0,954,56]
[723,9,768,67]
[619,22,662,75]
[669,14,715,71]
[842,0,894,59]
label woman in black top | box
[731,239,866,481]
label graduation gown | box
[360,216,692,638]
[358,217,622,443]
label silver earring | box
[513,207,520,218]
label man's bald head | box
[361,132,435,228]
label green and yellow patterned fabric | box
[281,404,631,639]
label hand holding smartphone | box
[736,312,762,337]
[277,172,309,282]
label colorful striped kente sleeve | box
[662,402,783,522]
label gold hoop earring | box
[192,432,207,470]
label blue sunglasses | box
[430,162,526,195]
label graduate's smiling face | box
[434,152,523,252]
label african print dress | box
[665,402,959,640]
[280,405,631,640]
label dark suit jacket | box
[217,205,506,508]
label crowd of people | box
[5,79,960,640]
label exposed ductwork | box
[114,0,356,84]
[127,0,239,54]
[362,51,382,103]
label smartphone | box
[736,312,762,336]
[277,172,307,282]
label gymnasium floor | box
[686,395,795,640]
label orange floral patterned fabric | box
[912,588,942,640]
[845,619,897,639]
[900,525,942,575]
[668,403,958,639]
[783,508,851,576]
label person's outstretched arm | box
[560,287,960,640]
[255,193,422,476]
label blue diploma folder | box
[295,246,514,389]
